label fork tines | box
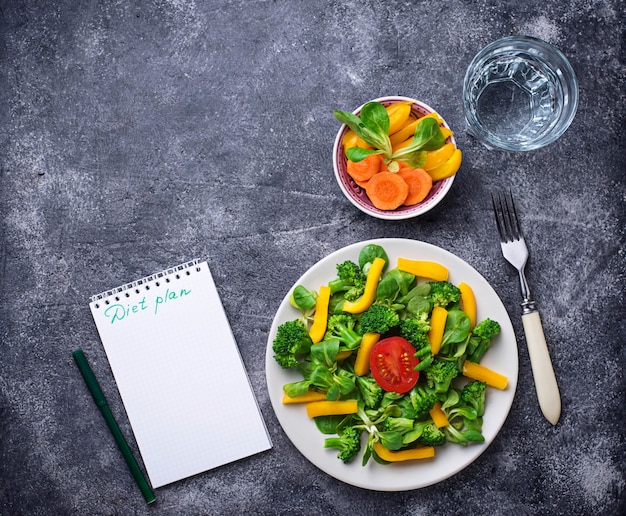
[492,192,523,243]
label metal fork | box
[492,192,561,425]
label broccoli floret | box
[425,359,459,393]
[467,318,501,363]
[355,375,383,409]
[409,384,438,419]
[358,304,400,334]
[417,422,447,447]
[337,260,364,284]
[461,380,487,417]
[328,260,366,301]
[399,314,431,355]
[324,426,362,463]
[272,319,313,369]
[428,281,461,309]
[325,314,362,350]
[383,416,414,435]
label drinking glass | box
[463,36,578,151]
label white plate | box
[265,238,518,491]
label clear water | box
[466,54,563,148]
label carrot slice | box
[365,171,409,211]
[353,177,369,189]
[346,154,382,182]
[397,167,433,205]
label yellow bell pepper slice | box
[373,441,435,462]
[392,136,414,153]
[342,257,386,314]
[429,401,449,428]
[354,332,381,376]
[419,112,444,125]
[428,306,448,355]
[309,285,331,343]
[458,281,477,329]
[390,117,453,148]
[282,390,327,404]
[440,126,453,140]
[336,350,353,361]
[385,102,413,135]
[389,118,419,146]
[424,142,456,171]
[462,360,508,390]
[427,148,462,182]
[306,399,358,418]
[342,129,370,151]
[397,258,449,281]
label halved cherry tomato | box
[369,336,419,393]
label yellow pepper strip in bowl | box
[427,149,463,182]
[392,136,414,153]
[419,111,444,124]
[424,142,456,171]
[342,129,370,151]
[439,126,453,140]
[389,118,420,146]
[385,102,413,135]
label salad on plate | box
[265,239,517,490]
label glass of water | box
[463,36,578,151]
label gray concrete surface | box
[1,1,624,514]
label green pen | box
[72,348,156,504]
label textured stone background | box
[1,1,624,514]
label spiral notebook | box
[89,260,272,488]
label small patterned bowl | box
[332,96,457,220]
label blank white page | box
[89,260,271,488]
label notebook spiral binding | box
[90,259,202,307]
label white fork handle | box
[522,311,561,425]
